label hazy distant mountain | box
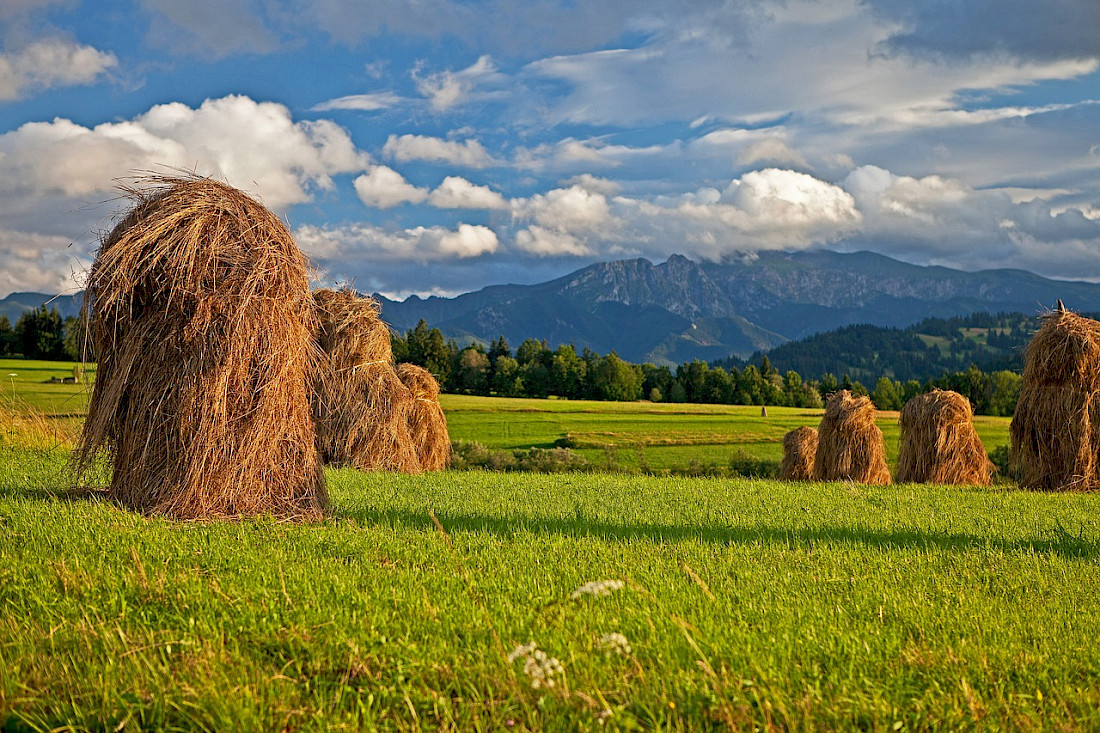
[376,250,1100,366]
[0,292,83,326]
[7,250,1099,367]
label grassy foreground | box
[3,442,1100,730]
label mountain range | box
[375,250,1100,365]
[5,249,1099,367]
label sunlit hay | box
[396,363,451,471]
[311,289,421,473]
[779,426,817,481]
[1010,309,1100,491]
[896,389,991,485]
[72,175,328,520]
[813,389,892,484]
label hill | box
[720,311,1059,383]
[376,250,1100,365]
[0,291,83,325]
[8,249,1100,367]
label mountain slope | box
[377,250,1100,365]
[0,292,83,326]
[7,249,1100,367]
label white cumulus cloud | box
[0,94,368,211]
[353,165,428,208]
[296,222,498,262]
[0,229,87,300]
[383,133,495,168]
[0,38,117,100]
[429,176,507,209]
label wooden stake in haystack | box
[779,426,818,481]
[73,176,328,520]
[396,363,451,471]
[311,289,422,473]
[896,389,991,485]
[813,390,892,484]
[1010,303,1100,490]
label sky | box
[1,0,1099,300]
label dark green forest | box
[393,313,1029,416]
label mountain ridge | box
[374,250,1100,365]
[5,250,1099,367]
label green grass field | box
[4,357,1097,730]
[0,358,1011,474]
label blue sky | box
[1,0,1099,300]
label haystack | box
[1010,307,1100,491]
[396,363,451,471]
[73,176,328,520]
[813,390,892,484]
[311,289,421,473]
[896,389,991,485]
[779,426,817,481]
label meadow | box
[2,358,1098,731]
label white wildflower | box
[570,579,624,599]
[508,641,565,690]
[507,642,537,663]
[597,632,632,656]
[596,708,613,725]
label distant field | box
[441,395,1010,471]
[0,358,1012,474]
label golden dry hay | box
[1010,309,1100,491]
[896,389,991,485]
[312,289,421,473]
[779,426,818,481]
[72,176,328,520]
[813,390,892,484]
[396,363,451,471]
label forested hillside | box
[720,312,1058,383]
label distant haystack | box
[813,390,892,484]
[73,176,328,520]
[779,426,818,481]
[1010,308,1100,491]
[896,389,991,485]
[397,363,451,471]
[312,289,421,473]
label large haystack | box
[73,176,328,520]
[396,363,451,471]
[779,426,818,481]
[312,289,421,473]
[896,389,991,485]
[813,390,892,484]
[1010,308,1100,491]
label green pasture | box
[0,357,1012,474]
[1,358,1096,730]
[2,447,1099,730]
[441,394,1010,472]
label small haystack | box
[312,289,421,473]
[396,363,451,471]
[779,426,818,481]
[896,389,991,485]
[1010,307,1100,491]
[813,390,892,484]
[73,176,328,520]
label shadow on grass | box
[337,505,1100,559]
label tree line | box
[0,307,85,361]
[3,309,1023,416]
[393,319,1023,416]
